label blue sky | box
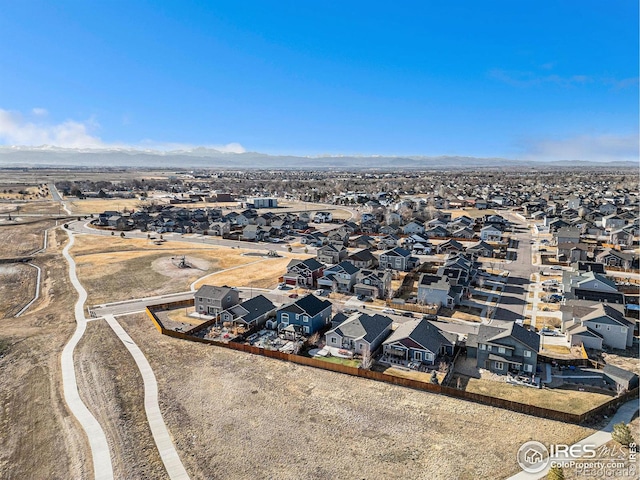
[0,1,637,161]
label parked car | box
[288,293,299,298]
[423,314,438,321]
[277,283,287,290]
[540,328,560,336]
[402,311,414,318]
[542,280,558,286]
[382,308,397,315]
[550,265,563,270]
[314,289,325,295]
[356,294,365,301]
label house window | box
[523,364,533,372]
[207,299,211,303]
[281,313,289,323]
[524,350,531,358]
[487,345,492,351]
[302,315,309,323]
[303,326,310,334]
[480,344,486,350]
[198,297,203,302]
[494,361,504,370]
[498,347,506,354]
[331,337,336,344]
[414,351,422,361]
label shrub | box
[612,422,635,447]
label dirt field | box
[118,313,595,480]
[75,320,169,479]
[0,227,90,479]
[0,263,37,318]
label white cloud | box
[0,108,104,148]
[0,108,246,153]
[522,133,639,162]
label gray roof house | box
[353,269,392,299]
[220,295,276,327]
[564,303,634,350]
[466,323,539,376]
[325,313,393,355]
[382,318,457,366]
[562,271,624,304]
[379,247,418,271]
[316,261,360,293]
[194,285,240,317]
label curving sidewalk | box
[506,399,639,480]
[104,314,190,480]
[61,230,114,480]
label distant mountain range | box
[0,146,635,169]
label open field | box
[118,312,596,480]
[0,219,55,257]
[0,228,91,479]
[75,320,168,479]
[72,234,308,304]
[0,263,37,318]
[457,376,613,415]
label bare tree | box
[360,347,373,370]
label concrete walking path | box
[61,230,114,480]
[14,262,41,317]
[506,398,639,480]
[104,314,190,480]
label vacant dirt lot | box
[120,313,595,480]
[0,228,90,479]
[75,320,168,479]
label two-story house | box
[379,247,419,271]
[466,323,539,375]
[283,258,324,287]
[316,244,348,265]
[563,303,634,350]
[194,285,240,317]
[267,294,332,335]
[353,269,393,299]
[316,261,360,293]
[219,295,276,328]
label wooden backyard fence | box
[146,305,639,425]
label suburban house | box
[267,294,333,335]
[466,323,539,375]
[219,295,276,328]
[194,285,240,317]
[595,249,635,269]
[436,239,465,255]
[555,227,581,244]
[382,318,457,366]
[283,258,324,287]
[353,269,393,299]
[563,303,634,350]
[556,243,590,263]
[316,244,348,265]
[465,240,494,258]
[402,221,425,235]
[562,271,624,304]
[324,313,393,355]
[347,249,379,269]
[416,274,458,308]
[379,247,419,271]
[480,225,503,242]
[316,261,360,293]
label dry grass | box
[193,256,298,290]
[65,198,145,214]
[72,234,309,304]
[0,219,55,257]
[0,264,37,318]
[75,320,168,479]
[0,228,91,479]
[117,313,596,480]
[540,345,572,355]
[376,365,446,384]
[537,316,562,328]
[462,377,613,414]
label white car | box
[541,280,558,286]
[382,308,397,315]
